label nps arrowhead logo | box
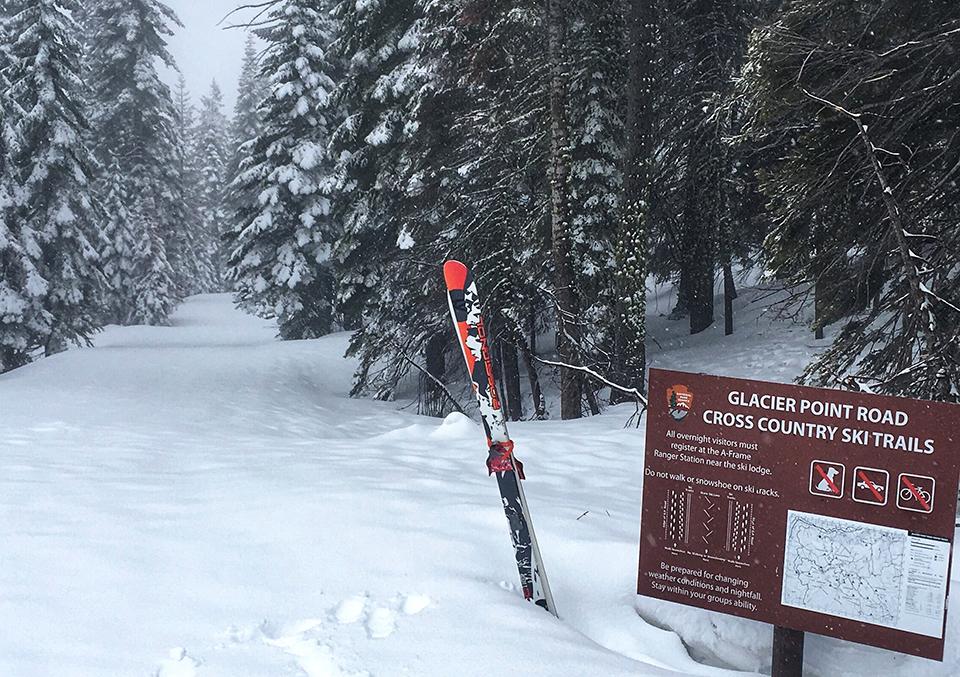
[667,384,694,421]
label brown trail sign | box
[638,369,960,661]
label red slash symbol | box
[857,470,883,502]
[902,475,930,511]
[814,463,840,494]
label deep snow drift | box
[0,293,957,676]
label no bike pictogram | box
[852,466,889,506]
[809,460,845,499]
[897,473,935,514]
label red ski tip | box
[443,260,468,290]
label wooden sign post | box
[772,627,804,677]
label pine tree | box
[328,0,425,326]
[4,0,105,358]
[99,157,139,323]
[0,30,37,372]
[227,34,268,188]
[326,0,465,403]
[130,197,176,324]
[225,34,268,265]
[743,0,960,401]
[227,0,339,340]
[193,80,229,290]
[86,0,182,324]
[613,0,655,398]
[169,75,203,295]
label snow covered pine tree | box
[4,0,105,360]
[86,0,182,324]
[227,0,339,340]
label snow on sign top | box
[638,368,960,661]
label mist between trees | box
[1,0,958,415]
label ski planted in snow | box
[442,260,557,616]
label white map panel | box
[782,510,949,638]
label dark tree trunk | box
[584,383,602,416]
[670,268,691,320]
[688,253,715,334]
[611,0,656,403]
[501,342,523,421]
[685,160,716,335]
[547,0,582,419]
[723,263,735,336]
[814,277,826,340]
[520,342,547,420]
[528,302,537,356]
[420,333,447,418]
[44,334,67,358]
[684,0,727,336]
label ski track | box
[0,293,957,676]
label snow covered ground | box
[0,291,957,676]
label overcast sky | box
[162,0,257,112]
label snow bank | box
[0,291,956,676]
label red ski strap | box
[487,440,524,479]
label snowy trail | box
[0,295,716,677]
[3,294,958,677]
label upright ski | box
[443,260,557,616]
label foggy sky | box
[162,0,257,112]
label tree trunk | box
[684,0,725,336]
[547,0,582,419]
[814,276,826,340]
[528,302,537,355]
[44,333,67,358]
[420,333,447,418]
[852,117,949,398]
[670,268,691,319]
[688,251,715,334]
[520,342,548,420]
[684,147,716,335]
[612,0,656,404]
[584,382,602,416]
[501,342,523,421]
[723,263,735,336]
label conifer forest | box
[1,0,958,414]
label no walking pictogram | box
[852,466,889,506]
[897,473,935,513]
[809,460,845,499]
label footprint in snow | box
[261,618,325,648]
[367,594,431,638]
[227,593,432,674]
[334,595,367,625]
[401,593,431,616]
[261,617,370,677]
[365,607,396,639]
[153,647,200,677]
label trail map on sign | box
[782,511,904,626]
[782,511,950,637]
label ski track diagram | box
[782,511,904,626]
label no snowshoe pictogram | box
[809,460,844,499]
